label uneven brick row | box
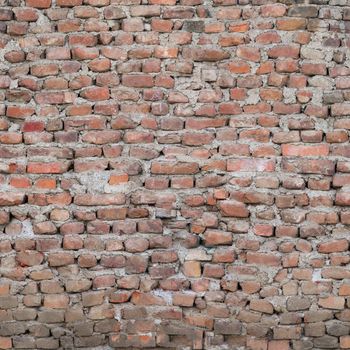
[1,0,350,349]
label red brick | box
[340,336,350,349]
[82,131,121,144]
[0,337,12,349]
[74,194,125,206]
[261,4,286,17]
[247,252,281,266]
[281,144,329,157]
[27,162,70,174]
[183,261,201,277]
[219,200,249,217]
[31,64,58,77]
[10,177,31,189]
[122,75,154,88]
[81,87,109,101]
[122,18,144,32]
[301,63,327,76]
[151,161,199,175]
[268,340,289,350]
[254,224,274,237]
[154,47,178,59]
[256,32,281,44]
[6,106,35,119]
[26,0,51,8]
[183,48,230,61]
[216,7,241,19]
[227,60,251,74]
[48,252,74,267]
[204,230,232,246]
[268,45,300,59]
[16,251,44,267]
[57,0,82,5]
[318,296,345,310]
[236,46,260,62]
[13,8,38,21]
[318,239,349,253]
[250,299,274,314]
[277,18,306,30]
[151,19,173,32]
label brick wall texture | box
[1,0,350,349]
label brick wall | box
[0,0,350,349]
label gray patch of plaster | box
[79,172,110,193]
[21,220,34,237]
[246,89,260,105]
[312,269,323,282]
[283,88,296,104]
[114,308,121,321]
[153,290,172,305]
[105,181,137,194]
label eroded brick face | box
[0,0,350,349]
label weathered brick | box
[0,193,25,206]
[214,320,242,334]
[247,252,281,266]
[218,200,249,217]
[204,230,232,246]
[26,0,51,8]
[16,251,44,267]
[74,194,125,206]
[261,4,286,17]
[319,296,345,310]
[183,48,230,61]
[151,161,199,175]
[282,144,329,157]
[267,45,300,59]
[318,239,349,253]
[1,1,348,346]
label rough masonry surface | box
[0,0,350,349]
